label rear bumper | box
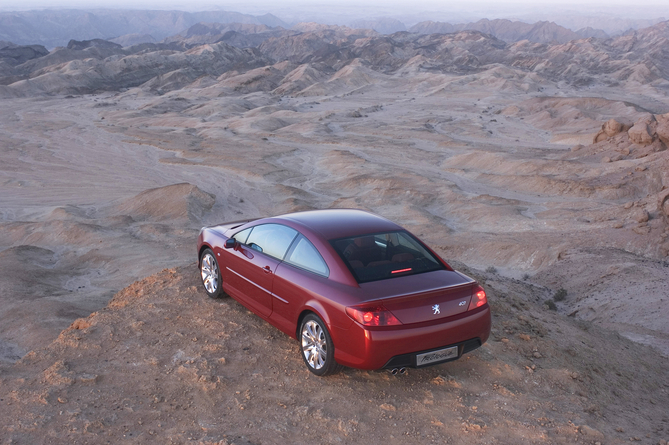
[383,337,482,369]
[331,304,491,370]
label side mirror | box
[224,238,237,249]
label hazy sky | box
[3,0,669,10]
[1,0,668,30]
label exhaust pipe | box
[399,367,407,375]
[390,368,398,375]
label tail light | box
[468,284,487,311]
[346,305,402,326]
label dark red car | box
[197,209,490,376]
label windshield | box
[330,231,445,283]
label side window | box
[233,227,252,244]
[245,224,298,259]
[285,235,329,277]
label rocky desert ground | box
[1,17,669,444]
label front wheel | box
[300,313,340,376]
[200,248,223,299]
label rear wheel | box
[200,248,223,299]
[300,313,340,376]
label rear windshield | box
[331,231,445,283]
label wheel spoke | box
[301,320,327,370]
[200,253,218,294]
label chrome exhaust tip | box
[399,367,407,375]
[390,368,398,375]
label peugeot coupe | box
[197,209,490,376]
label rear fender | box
[296,301,332,339]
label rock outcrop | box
[659,189,669,219]
[595,114,668,152]
[593,118,630,143]
[0,43,48,66]
[115,183,216,223]
[628,122,655,146]
[656,116,669,147]
[67,39,123,51]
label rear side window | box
[331,231,444,283]
[285,235,329,277]
[244,224,298,260]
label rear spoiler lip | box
[453,270,476,283]
[354,279,477,306]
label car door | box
[270,234,331,335]
[223,223,298,318]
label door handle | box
[263,265,272,274]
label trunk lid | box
[358,270,476,324]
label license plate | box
[416,346,458,367]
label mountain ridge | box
[2,19,669,97]
[0,9,289,48]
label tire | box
[200,248,223,299]
[300,313,341,376]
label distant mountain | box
[542,15,664,37]
[351,18,406,35]
[410,19,586,44]
[0,38,269,95]
[0,42,48,65]
[618,20,669,79]
[2,19,669,97]
[258,25,380,65]
[290,22,378,36]
[109,34,156,48]
[0,9,288,49]
[67,38,122,51]
[162,22,298,49]
[407,21,456,35]
[575,27,609,39]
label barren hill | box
[410,19,584,44]
[3,20,669,96]
[162,23,299,49]
[1,13,669,445]
[1,264,667,444]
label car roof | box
[275,209,403,240]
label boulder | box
[631,139,666,158]
[593,130,608,143]
[603,118,625,137]
[661,241,669,257]
[593,118,630,143]
[659,189,669,222]
[628,123,654,146]
[634,209,650,223]
[656,120,669,147]
[577,425,604,439]
[637,114,657,126]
